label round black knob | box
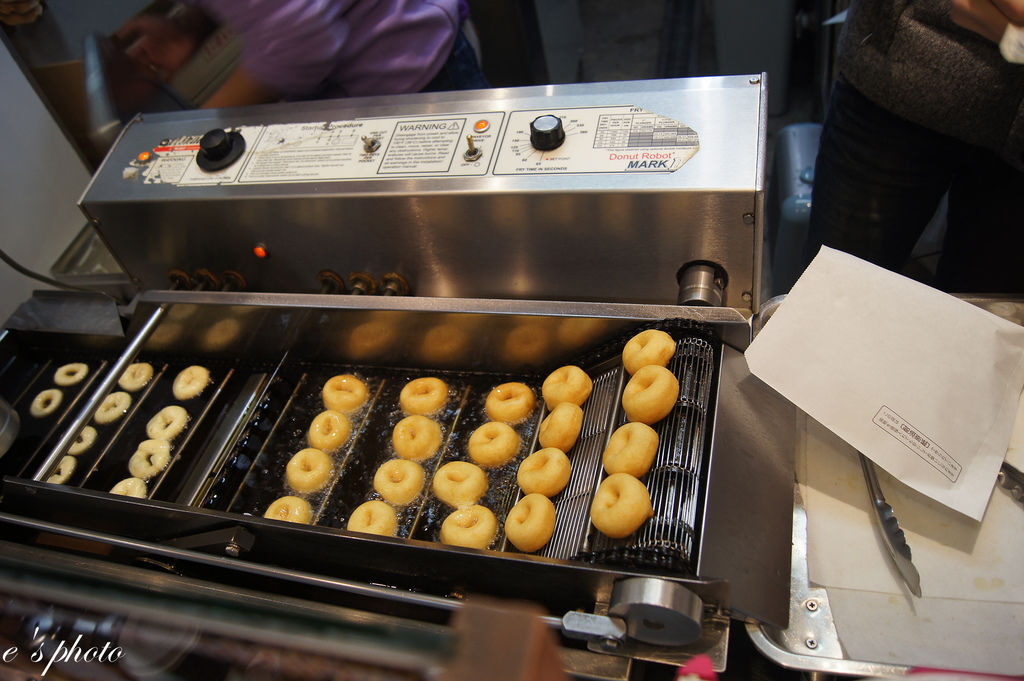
[196,128,245,171]
[530,114,565,151]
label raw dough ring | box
[505,493,557,553]
[119,362,154,392]
[602,422,659,477]
[128,439,171,480]
[110,477,148,498]
[517,447,571,497]
[146,405,189,440]
[68,426,97,455]
[541,365,593,409]
[467,421,521,468]
[95,391,132,425]
[374,459,425,506]
[308,410,352,451]
[30,389,63,418]
[432,461,488,507]
[538,402,584,452]
[400,377,449,415]
[440,504,497,549]
[264,496,312,524]
[392,415,443,461]
[347,500,398,536]
[173,365,210,401]
[286,447,333,493]
[590,473,654,538]
[622,365,679,425]
[54,362,89,387]
[322,374,368,413]
[485,382,536,423]
[46,456,77,485]
[622,329,676,375]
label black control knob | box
[529,114,565,151]
[196,128,245,171]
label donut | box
[505,494,557,553]
[467,421,521,468]
[622,365,679,425]
[128,439,171,480]
[399,377,449,416]
[68,426,97,455]
[602,422,659,477]
[322,374,368,413]
[118,362,153,392]
[264,496,312,524]
[374,459,425,506]
[392,415,442,461]
[54,363,89,387]
[146,405,189,440]
[590,473,654,538]
[517,448,571,497]
[440,505,497,549]
[110,477,147,498]
[173,365,210,401]
[432,461,488,507]
[485,382,536,424]
[538,402,584,452]
[541,365,593,409]
[347,500,398,537]
[622,329,676,375]
[286,448,333,493]
[46,456,77,485]
[308,410,352,451]
[30,389,62,418]
[94,391,132,425]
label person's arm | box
[200,65,279,108]
[951,0,1024,42]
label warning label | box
[873,406,961,482]
[380,119,465,173]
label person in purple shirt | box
[118,0,486,108]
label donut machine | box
[0,77,795,679]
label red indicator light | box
[473,119,489,133]
[253,244,268,259]
[137,151,152,162]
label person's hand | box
[116,13,200,80]
[0,0,42,26]
[951,0,1024,42]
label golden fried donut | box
[374,459,425,506]
[622,329,676,375]
[392,415,442,461]
[146,405,189,440]
[347,500,398,537]
[602,422,659,477]
[485,382,536,424]
[54,363,89,387]
[322,374,368,413]
[110,477,147,498]
[517,447,571,497]
[264,496,312,524]
[95,391,132,425]
[538,402,584,452]
[118,362,153,392]
[68,426,97,455]
[622,365,679,425]
[467,421,521,468]
[432,461,488,507]
[440,504,497,549]
[400,377,449,416]
[308,410,352,451]
[590,473,654,538]
[541,365,593,409]
[30,389,62,418]
[286,448,333,493]
[173,365,210,401]
[128,439,171,480]
[505,494,557,553]
[46,456,77,485]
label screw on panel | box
[741,291,753,303]
[750,76,761,84]
[742,212,755,225]
[805,637,818,649]
[805,599,819,612]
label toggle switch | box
[463,135,483,162]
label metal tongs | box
[858,453,923,597]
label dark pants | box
[805,77,1024,293]
[422,28,489,92]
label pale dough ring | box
[68,426,97,455]
[46,455,77,485]
[322,374,369,413]
[347,500,398,537]
[374,459,425,506]
[286,447,333,493]
[590,473,654,538]
[128,439,172,480]
[400,377,449,416]
[118,362,154,392]
[94,391,132,425]
[110,477,148,498]
[146,405,189,441]
[432,461,488,508]
[621,365,679,425]
[538,402,584,452]
[622,329,676,375]
[517,447,571,498]
[173,365,210,401]
[54,363,89,387]
[308,410,352,451]
[467,421,521,468]
[440,504,497,549]
[541,365,593,409]
[264,496,313,524]
[484,382,536,424]
[603,422,659,477]
[392,415,443,461]
[30,389,63,418]
[505,493,557,553]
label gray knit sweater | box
[838,0,1024,170]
